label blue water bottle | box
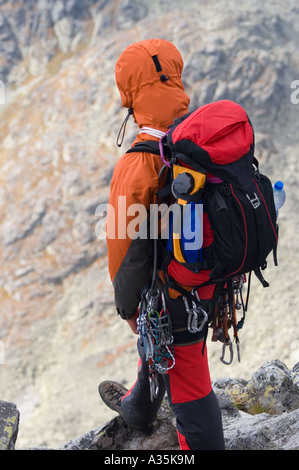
[273,181,286,218]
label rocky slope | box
[0,0,298,449]
[2,359,299,450]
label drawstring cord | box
[116,107,133,147]
[138,127,166,139]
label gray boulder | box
[0,400,20,450]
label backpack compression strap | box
[126,141,161,155]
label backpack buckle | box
[246,192,260,209]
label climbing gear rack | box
[211,275,247,365]
[137,285,175,402]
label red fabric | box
[196,283,215,299]
[177,430,190,450]
[167,343,212,404]
[172,100,253,165]
[167,260,211,287]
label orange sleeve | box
[106,150,163,319]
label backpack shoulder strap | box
[126,140,172,202]
[126,141,161,155]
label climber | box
[98,38,225,450]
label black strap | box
[273,223,278,266]
[152,55,162,72]
[214,189,228,211]
[176,153,207,174]
[254,267,269,287]
[126,141,161,155]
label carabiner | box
[160,291,167,314]
[149,372,159,402]
[188,309,207,333]
[192,290,209,332]
[183,295,208,334]
[220,340,234,365]
[147,286,160,314]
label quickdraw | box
[137,285,175,402]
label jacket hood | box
[115,39,190,131]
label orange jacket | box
[107,39,190,319]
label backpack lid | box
[165,100,255,192]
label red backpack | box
[160,100,278,285]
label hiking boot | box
[98,380,127,418]
[98,380,155,436]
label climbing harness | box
[137,285,175,402]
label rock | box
[223,409,299,451]
[214,360,299,415]
[2,360,299,450]
[0,11,22,81]
[291,362,299,389]
[213,377,248,402]
[58,360,299,450]
[87,399,179,451]
[246,359,299,413]
[213,385,242,423]
[0,401,20,450]
[57,424,107,451]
